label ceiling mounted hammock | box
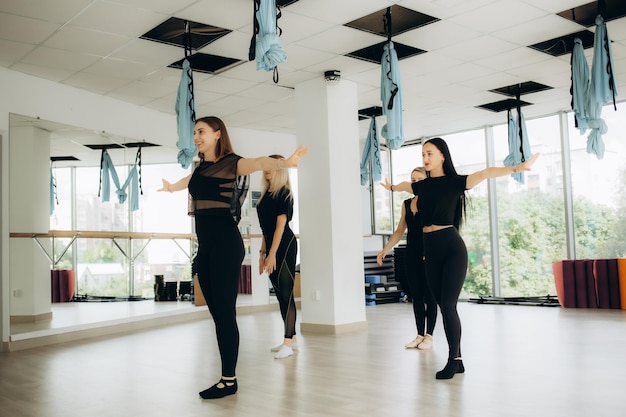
[380,7,405,150]
[175,21,198,169]
[248,0,287,83]
[504,89,532,184]
[98,148,144,212]
[569,3,618,160]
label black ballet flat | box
[435,358,465,380]
[199,378,238,399]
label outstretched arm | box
[237,145,310,176]
[466,152,540,189]
[376,203,408,265]
[158,174,191,193]
[380,178,413,194]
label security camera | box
[324,70,341,85]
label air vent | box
[528,30,594,56]
[345,5,439,37]
[347,41,425,64]
[476,99,532,113]
[140,17,231,50]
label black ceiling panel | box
[345,5,439,37]
[51,156,79,161]
[358,106,383,120]
[476,99,532,113]
[84,144,125,150]
[490,81,553,97]
[528,30,594,56]
[557,0,626,27]
[140,17,231,51]
[346,41,426,64]
[169,53,242,74]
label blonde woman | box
[257,155,298,359]
[377,167,437,350]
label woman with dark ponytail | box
[384,137,538,379]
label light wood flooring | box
[1,301,625,417]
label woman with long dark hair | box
[384,137,538,379]
[160,116,308,398]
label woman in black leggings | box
[256,155,298,359]
[161,116,308,398]
[385,137,538,379]
[377,167,437,350]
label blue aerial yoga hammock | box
[360,116,382,186]
[49,165,58,215]
[175,58,197,169]
[248,0,287,83]
[98,148,144,211]
[504,108,531,184]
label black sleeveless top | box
[403,198,423,251]
[188,153,242,219]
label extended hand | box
[157,179,172,192]
[284,145,310,168]
[380,178,392,191]
[519,153,540,172]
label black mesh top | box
[188,153,242,217]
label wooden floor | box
[1,301,625,417]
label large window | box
[569,101,626,259]
[439,129,490,299]
[493,115,565,297]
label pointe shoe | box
[404,335,425,349]
[199,378,238,399]
[417,334,433,350]
[435,358,465,380]
[271,342,298,352]
[274,345,294,359]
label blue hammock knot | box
[116,189,128,204]
[256,33,287,71]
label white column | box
[295,76,367,333]
[9,126,52,320]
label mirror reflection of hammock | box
[98,148,144,211]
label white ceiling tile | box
[177,0,254,30]
[436,35,518,61]
[21,46,100,71]
[0,39,34,63]
[63,72,130,94]
[0,0,91,24]
[287,0,395,25]
[493,15,585,46]
[448,0,549,34]
[10,62,75,82]
[394,20,481,51]
[195,74,258,95]
[69,1,167,38]
[235,83,294,101]
[397,0,504,20]
[82,57,160,79]
[282,44,336,71]
[458,71,526,91]
[0,13,60,44]
[199,30,251,61]
[44,26,131,57]
[296,26,384,55]
[116,0,197,15]
[506,58,571,80]
[607,18,626,42]
[400,51,463,76]
[109,38,183,66]
[278,10,336,44]
[475,47,552,71]
[518,0,591,14]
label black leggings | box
[266,233,297,339]
[195,216,244,378]
[405,244,437,336]
[423,227,468,359]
